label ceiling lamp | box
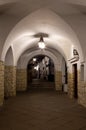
[38,36,45,49]
[33,58,36,61]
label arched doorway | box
[73,64,78,98]
[27,55,55,90]
[16,49,67,92]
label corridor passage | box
[0,90,86,130]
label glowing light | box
[38,36,45,49]
[38,41,45,49]
[34,65,39,71]
[33,58,36,61]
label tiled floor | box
[0,90,86,130]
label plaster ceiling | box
[1,0,86,16]
[0,0,85,64]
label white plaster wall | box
[0,14,20,59]
[5,47,14,66]
[63,14,86,61]
[0,9,85,69]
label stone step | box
[30,83,54,87]
[30,79,55,88]
[28,87,55,91]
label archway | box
[16,49,67,92]
[27,55,55,90]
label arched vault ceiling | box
[16,47,67,67]
[1,8,83,64]
[1,0,86,16]
[17,49,60,70]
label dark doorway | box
[73,64,78,98]
[65,63,68,84]
[27,55,55,90]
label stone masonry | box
[16,69,27,91]
[68,72,74,98]
[77,70,86,107]
[68,70,86,107]
[4,66,16,97]
[0,61,4,106]
[55,71,62,91]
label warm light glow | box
[38,41,45,49]
[33,58,36,61]
[34,65,39,70]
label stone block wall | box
[4,66,16,97]
[68,70,86,107]
[0,61,4,106]
[68,72,74,98]
[55,71,62,91]
[16,69,27,91]
[77,70,86,107]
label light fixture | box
[33,58,36,61]
[38,36,45,49]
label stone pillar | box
[16,69,27,91]
[55,71,62,91]
[68,69,85,100]
[78,70,86,107]
[4,66,16,97]
[0,61,4,106]
[68,72,74,98]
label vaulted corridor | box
[1,0,86,130]
[0,90,86,130]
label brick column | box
[55,71,62,91]
[0,61,4,105]
[16,69,27,91]
[4,66,16,97]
